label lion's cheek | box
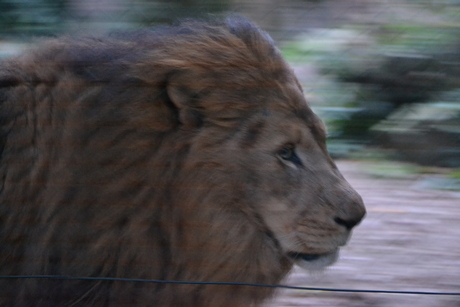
[258,203,300,252]
[261,209,342,271]
[259,199,347,252]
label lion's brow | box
[296,107,315,124]
[295,108,327,141]
[240,120,265,148]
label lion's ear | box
[133,64,204,129]
[166,80,203,129]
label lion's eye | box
[279,147,293,160]
[278,145,303,167]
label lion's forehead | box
[253,105,322,135]
[223,109,324,156]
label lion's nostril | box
[334,216,360,230]
[333,193,366,231]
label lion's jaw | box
[259,198,352,271]
[287,250,339,271]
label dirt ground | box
[265,160,460,307]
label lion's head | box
[0,17,365,306]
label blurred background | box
[1,1,459,306]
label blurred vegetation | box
[0,0,230,37]
[282,18,460,167]
[0,0,69,35]
[133,0,230,25]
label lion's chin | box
[287,249,339,271]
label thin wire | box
[1,275,459,296]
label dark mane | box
[1,17,292,130]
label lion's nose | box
[334,216,362,230]
[334,198,366,231]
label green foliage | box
[0,0,69,36]
[377,24,457,54]
[449,170,460,179]
[0,0,230,36]
[133,0,230,25]
[282,14,460,166]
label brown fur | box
[0,17,365,306]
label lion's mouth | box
[286,250,339,271]
[287,252,323,262]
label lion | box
[0,17,365,306]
